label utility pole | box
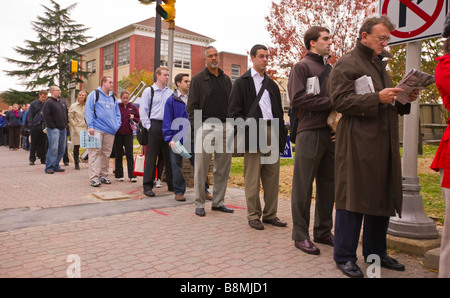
[156,0,176,89]
[138,0,162,79]
[154,0,162,75]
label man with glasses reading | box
[327,15,419,278]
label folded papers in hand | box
[171,141,191,159]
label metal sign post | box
[379,0,445,239]
[388,41,439,239]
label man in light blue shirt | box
[85,76,121,187]
[139,66,174,197]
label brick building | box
[76,17,248,95]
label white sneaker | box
[155,179,163,188]
[130,177,137,182]
[117,177,124,182]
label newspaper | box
[354,75,375,95]
[80,130,101,148]
[306,76,320,95]
[395,69,435,104]
[171,141,191,159]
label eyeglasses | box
[371,34,390,43]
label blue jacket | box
[162,91,190,144]
[85,87,121,135]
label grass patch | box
[228,144,445,225]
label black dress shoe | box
[195,208,205,217]
[336,261,364,278]
[314,233,334,246]
[294,239,320,255]
[248,219,264,230]
[366,255,405,271]
[144,190,155,197]
[211,205,234,213]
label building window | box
[118,38,130,67]
[103,44,114,71]
[231,64,241,82]
[86,60,96,74]
[161,40,191,69]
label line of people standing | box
[0,103,30,150]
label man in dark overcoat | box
[327,15,419,278]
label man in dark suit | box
[228,44,288,230]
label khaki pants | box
[244,150,280,221]
[244,123,280,221]
[88,131,115,182]
[194,123,231,208]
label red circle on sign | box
[382,0,444,38]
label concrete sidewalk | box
[0,146,438,278]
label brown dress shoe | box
[248,219,264,230]
[175,194,186,201]
[262,217,287,227]
[294,239,320,255]
[314,233,334,246]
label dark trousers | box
[143,120,173,191]
[73,145,80,165]
[169,142,209,195]
[8,126,21,149]
[114,134,135,179]
[0,128,5,146]
[291,128,335,241]
[333,209,390,264]
[29,125,47,163]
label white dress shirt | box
[139,83,173,130]
[251,68,273,120]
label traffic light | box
[138,0,156,4]
[156,0,176,22]
[70,60,78,75]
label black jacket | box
[186,67,232,125]
[43,97,68,130]
[27,99,45,127]
[228,69,288,153]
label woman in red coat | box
[430,36,450,278]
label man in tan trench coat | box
[327,15,419,278]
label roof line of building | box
[77,17,215,53]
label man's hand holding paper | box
[395,69,434,104]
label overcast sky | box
[0,0,274,92]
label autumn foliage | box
[265,0,377,79]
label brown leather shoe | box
[294,239,320,255]
[248,219,264,230]
[175,194,186,201]
[314,233,334,246]
[262,217,287,227]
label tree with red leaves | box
[265,0,378,79]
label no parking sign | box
[380,0,449,45]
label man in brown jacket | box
[327,15,419,278]
[288,26,335,255]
